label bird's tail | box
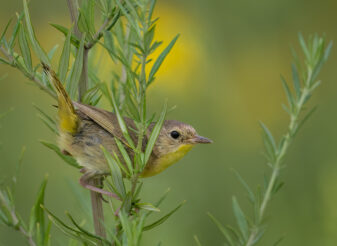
[42,63,78,134]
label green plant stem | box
[245,87,311,246]
[65,0,107,242]
[86,11,121,49]
[78,47,88,100]
[66,0,80,39]
[0,192,37,246]
[89,178,106,241]
[0,47,56,99]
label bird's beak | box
[189,135,213,144]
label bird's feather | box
[73,102,138,146]
[42,63,78,134]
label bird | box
[42,63,212,197]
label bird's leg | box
[79,170,120,200]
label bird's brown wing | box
[73,102,138,146]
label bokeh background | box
[1,0,337,245]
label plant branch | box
[244,35,329,245]
[66,1,108,240]
[89,178,106,242]
[66,0,81,39]
[0,192,37,246]
[0,47,56,99]
[86,11,121,50]
[78,47,88,100]
[246,94,310,245]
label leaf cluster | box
[0,155,50,246]
[0,0,183,245]
[206,34,332,246]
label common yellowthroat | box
[42,64,212,196]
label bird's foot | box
[79,172,120,201]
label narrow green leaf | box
[12,146,26,191]
[49,23,80,47]
[291,63,301,98]
[32,104,52,122]
[118,211,133,243]
[125,92,140,122]
[273,236,284,246]
[0,208,10,226]
[48,44,59,60]
[28,176,48,238]
[115,138,133,175]
[149,41,162,55]
[281,76,294,111]
[136,203,160,212]
[103,30,115,61]
[298,33,310,61]
[40,140,81,168]
[273,180,284,194]
[0,192,12,226]
[101,146,125,198]
[148,34,179,84]
[0,57,10,65]
[0,18,13,43]
[58,27,72,82]
[259,122,277,156]
[23,0,50,65]
[9,13,24,48]
[232,169,255,203]
[252,227,266,245]
[33,104,57,134]
[66,212,109,244]
[145,188,171,217]
[37,114,58,134]
[224,224,244,243]
[311,41,332,83]
[18,23,32,71]
[207,212,236,246]
[148,0,157,23]
[293,106,317,137]
[323,40,333,61]
[114,0,140,38]
[193,235,202,246]
[43,207,96,245]
[111,152,130,177]
[144,25,155,52]
[43,221,52,246]
[67,34,85,99]
[143,200,185,231]
[81,0,95,36]
[81,84,102,105]
[101,83,135,149]
[232,196,249,240]
[144,102,167,165]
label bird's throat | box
[141,144,194,177]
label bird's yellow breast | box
[141,144,194,177]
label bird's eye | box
[170,131,180,139]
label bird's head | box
[150,120,212,157]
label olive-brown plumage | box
[42,63,211,194]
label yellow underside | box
[141,144,194,177]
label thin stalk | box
[245,86,311,246]
[89,178,106,240]
[0,192,37,246]
[86,11,121,49]
[65,1,106,242]
[0,47,56,99]
[78,47,88,101]
[66,0,80,39]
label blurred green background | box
[1,0,337,245]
